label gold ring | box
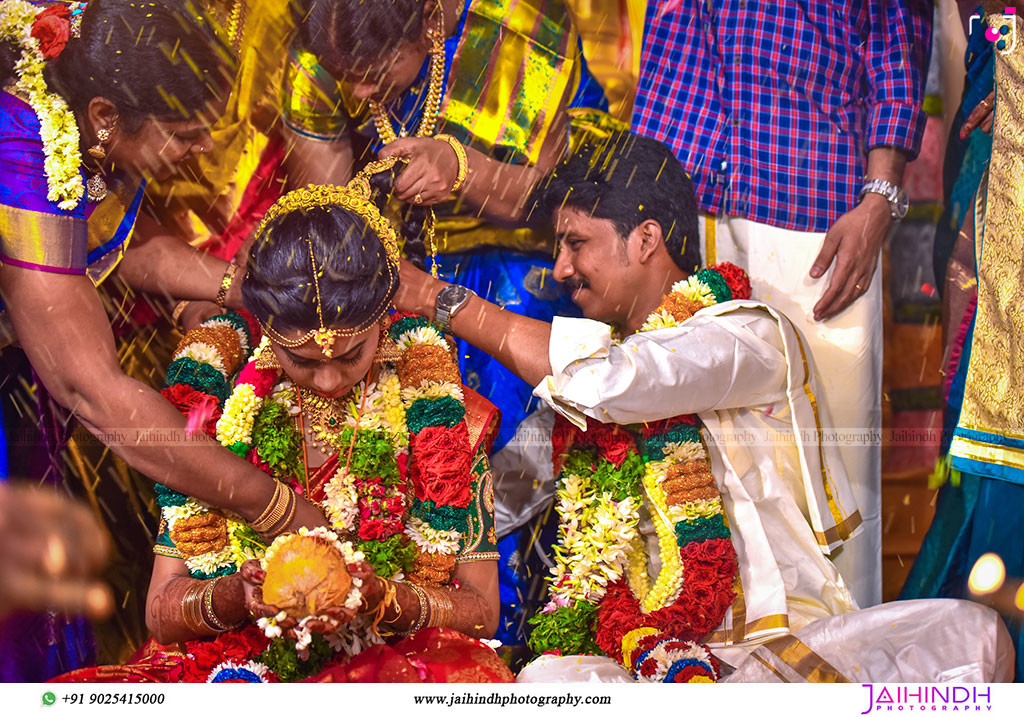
[413,193,423,205]
[855,284,864,291]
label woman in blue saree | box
[899,2,1023,682]
[0,1,326,566]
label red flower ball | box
[236,309,262,348]
[712,262,752,301]
[592,428,635,467]
[410,423,473,507]
[31,5,72,60]
[160,385,222,436]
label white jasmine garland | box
[659,441,706,465]
[256,612,287,640]
[322,466,359,533]
[401,381,464,404]
[394,325,447,350]
[0,1,85,210]
[185,543,235,575]
[174,342,226,375]
[404,516,460,554]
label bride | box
[57,159,512,683]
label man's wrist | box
[421,278,446,321]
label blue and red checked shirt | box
[631,0,932,233]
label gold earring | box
[86,174,107,203]
[373,317,402,363]
[88,126,113,160]
[255,343,282,370]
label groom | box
[394,133,864,664]
[393,135,1011,682]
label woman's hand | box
[178,301,221,332]
[0,483,113,619]
[350,561,386,617]
[243,560,374,638]
[378,137,459,205]
[961,91,994,139]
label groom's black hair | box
[529,133,701,274]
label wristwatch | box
[858,179,909,219]
[434,284,475,333]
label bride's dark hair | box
[243,167,430,333]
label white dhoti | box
[700,215,883,607]
[517,599,1014,683]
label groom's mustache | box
[562,276,588,294]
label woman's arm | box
[146,555,251,644]
[0,265,324,531]
[378,107,570,227]
[282,127,356,189]
[117,213,243,309]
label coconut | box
[260,533,353,620]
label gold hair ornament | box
[255,157,403,357]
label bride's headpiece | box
[254,157,402,357]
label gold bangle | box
[215,262,238,309]
[171,300,191,328]
[407,582,429,634]
[249,481,288,534]
[182,581,212,636]
[435,134,467,193]
[265,487,297,539]
[202,576,234,632]
[425,586,454,629]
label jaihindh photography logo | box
[860,685,993,713]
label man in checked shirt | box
[631,1,933,607]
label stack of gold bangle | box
[182,581,216,635]
[248,481,295,537]
[407,583,430,634]
[183,577,239,635]
[425,586,455,629]
[435,134,468,193]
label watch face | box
[439,284,469,307]
[894,192,909,219]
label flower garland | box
[528,263,751,683]
[156,311,476,679]
[0,2,85,210]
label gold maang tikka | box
[255,158,404,357]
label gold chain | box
[226,0,247,55]
[371,5,446,144]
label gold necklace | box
[225,0,247,55]
[370,6,446,144]
[297,387,349,453]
